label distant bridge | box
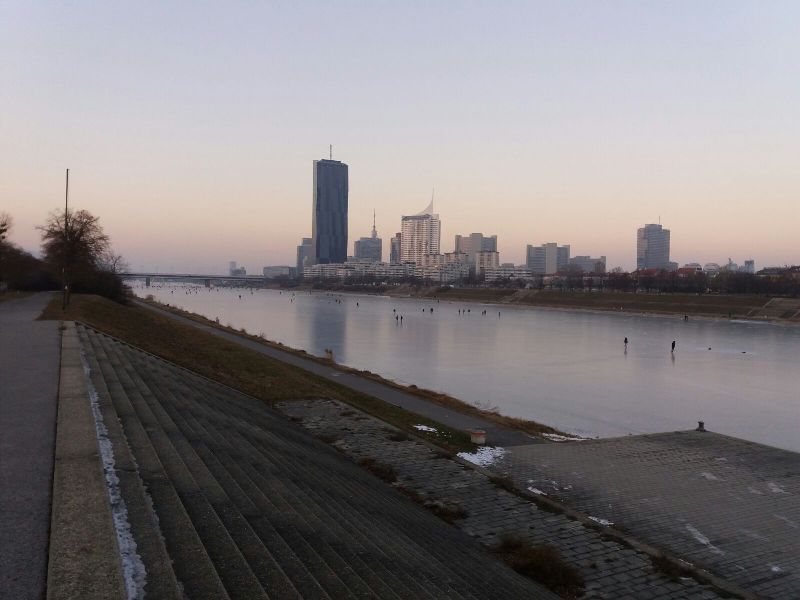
[122,273,266,287]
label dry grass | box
[357,457,397,483]
[650,554,695,582]
[39,294,476,452]
[493,535,584,599]
[488,474,517,493]
[422,499,468,523]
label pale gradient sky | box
[2,1,798,273]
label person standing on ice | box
[671,340,676,353]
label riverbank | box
[266,282,800,323]
[41,294,564,450]
[385,287,800,323]
[134,296,564,439]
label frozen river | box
[132,283,800,452]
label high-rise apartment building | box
[400,202,441,264]
[389,233,402,264]
[526,243,570,274]
[296,238,313,274]
[353,212,382,263]
[454,233,498,264]
[312,157,348,264]
[636,224,670,270]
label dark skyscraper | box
[312,157,348,264]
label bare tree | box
[39,208,110,308]
[0,212,11,244]
[99,251,129,275]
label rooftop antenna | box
[371,209,377,238]
[329,144,333,160]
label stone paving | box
[498,432,800,600]
[278,398,733,600]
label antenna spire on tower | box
[371,209,377,238]
[329,144,333,160]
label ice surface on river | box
[131,283,800,452]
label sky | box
[2,1,799,273]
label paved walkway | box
[0,293,61,600]
[499,432,800,599]
[137,300,537,446]
[279,397,734,600]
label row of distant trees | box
[0,209,127,304]
[299,266,799,296]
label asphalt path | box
[0,293,61,600]
[137,300,538,447]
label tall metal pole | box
[62,168,69,310]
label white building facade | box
[400,202,441,265]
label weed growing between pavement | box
[422,499,468,523]
[357,458,397,483]
[493,535,584,599]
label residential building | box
[569,255,607,274]
[353,212,382,263]
[741,259,755,274]
[312,157,348,264]
[296,237,312,274]
[389,233,402,264]
[420,252,468,268]
[526,243,570,275]
[485,264,533,283]
[474,251,500,277]
[636,224,671,270]
[400,201,441,264]
[454,233,498,264]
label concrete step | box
[168,373,507,600]
[181,395,426,600]
[77,330,182,600]
[81,327,232,600]
[137,360,393,600]
[92,332,270,600]
[129,348,475,599]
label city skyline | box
[2,2,799,272]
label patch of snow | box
[82,351,147,600]
[767,482,787,494]
[748,486,763,495]
[700,471,720,481]
[541,433,584,442]
[413,424,438,433]
[685,524,724,555]
[457,446,506,467]
[588,516,613,526]
[771,565,783,573]
[527,486,547,496]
